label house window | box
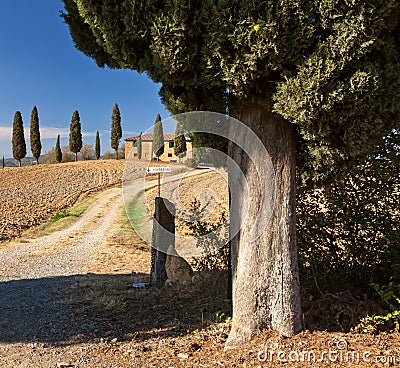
[168,153,173,157]
[133,153,137,157]
[169,140,174,148]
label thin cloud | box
[0,125,95,141]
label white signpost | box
[146,166,171,196]
[146,166,171,174]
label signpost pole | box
[158,172,161,196]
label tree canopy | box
[30,106,42,164]
[69,110,82,161]
[95,130,101,160]
[152,113,164,159]
[111,103,122,159]
[55,135,62,163]
[174,123,187,158]
[137,132,142,159]
[12,111,27,167]
[62,0,400,184]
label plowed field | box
[0,160,146,241]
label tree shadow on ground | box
[0,270,377,346]
[0,270,230,345]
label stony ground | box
[0,161,399,367]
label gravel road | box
[0,165,215,367]
[0,187,124,344]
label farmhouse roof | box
[125,133,175,142]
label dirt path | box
[0,187,124,344]
[0,168,221,367]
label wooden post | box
[151,197,175,286]
[157,172,161,196]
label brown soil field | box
[0,160,145,241]
[145,169,229,256]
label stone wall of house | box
[125,140,192,161]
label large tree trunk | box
[225,105,303,349]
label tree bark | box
[225,105,302,349]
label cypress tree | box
[95,130,101,159]
[55,135,62,163]
[30,106,42,164]
[12,111,26,167]
[69,110,82,161]
[63,0,400,346]
[152,113,164,160]
[111,103,122,159]
[174,123,187,158]
[137,132,142,159]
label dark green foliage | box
[61,0,400,185]
[69,110,82,161]
[30,106,41,164]
[297,130,400,289]
[355,282,400,333]
[95,131,101,159]
[55,135,62,163]
[184,198,229,272]
[12,111,26,167]
[111,103,122,159]
[174,123,186,158]
[152,113,164,159]
[137,132,142,159]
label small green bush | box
[355,282,400,333]
[51,209,70,223]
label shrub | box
[297,130,400,290]
[181,198,229,271]
[355,282,400,333]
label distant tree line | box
[5,103,124,167]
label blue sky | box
[0,0,167,158]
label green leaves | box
[30,106,41,162]
[152,113,164,158]
[297,130,400,286]
[12,111,26,166]
[111,103,122,158]
[69,110,82,160]
[55,134,62,163]
[62,0,400,183]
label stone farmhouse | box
[124,133,192,161]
